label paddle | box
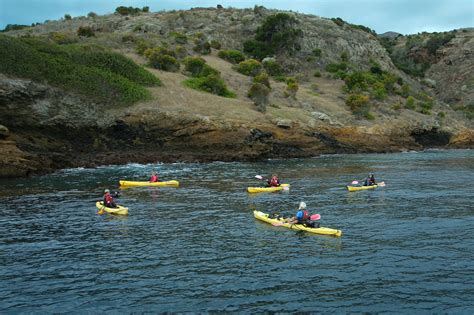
[254,175,289,190]
[98,202,105,215]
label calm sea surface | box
[1,150,473,313]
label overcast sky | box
[0,0,473,34]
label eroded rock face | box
[0,72,472,178]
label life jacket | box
[269,176,279,187]
[104,193,114,204]
[150,175,158,182]
[296,210,309,223]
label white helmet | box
[104,189,110,193]
[299,201,306,209]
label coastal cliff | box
[1,7,472,177]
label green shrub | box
[405,96,416,109]
[285,81,299,99]
[115,6,142,16]
[312,48,322,57]
[372,82,387,100]
[146,48,180,72]
[331,17,345,27]
[142,6,150,13]
[248,82,270,112]
[210,40,221,49]
[0,35,158,105]
[1,24,29,32]
[183,74,235,98]
[437,111,445,118]
[49,32,78,44]
[325,62,348,73]
[243,13,303,59]
[183,56,219,77]
[135,39,153,55]
[364,112,375,120]
[243,39,273,60]
[263,59,283,77]
[64,14,72,20]
[218,49,246,64]
[87,12,98,18]
[77,26,95,37]
[236,59,263,76]
[170,31,188,44]
[340,51,349,62]
[314,70,321,77]
[193,33,211,55]
[253,72,270,88]
[346,94,370,113]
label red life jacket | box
[104,193,114,204]
[303,210,310,220]
[269,177,279,187]
[150,175,158,182]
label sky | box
[0,0,473,34]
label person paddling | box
[363,173,376,186]
[267,174,280,187]
[103,189,117,208]
[285,202,310,225]
[150,171,159,183]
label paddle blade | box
[282,185,289,191]
[351,180,359,185]
[378,181,386,187]
[255,175,263,180]
[310,214,321,221]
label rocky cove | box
[1,73,472,178]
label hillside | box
[0,6,473,177]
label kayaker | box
[285,202,310,225]
[267,174,280,187]
[363,174,376,186]
[103,189,117,208]
[150,171,159,182]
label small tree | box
[87,12,98,18]
[248,83,270,112]
[77,26,95,37]
[236,59,263,76]
[218,49,246,64]
[193,33,211,55]
[253,72,270,88]
[64,14,72,20]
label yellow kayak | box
[96,201,129,215]
[119,180,179,187]
[254,210,342,237]
[347,184,377,191]
[247,184,290,193]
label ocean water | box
[1,150,473,312]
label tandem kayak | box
[119,180,179,187]
[96,201,129,215]
[253,210,342,237]
[347,184,377,191]
[247,184,290,193]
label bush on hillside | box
[64,14,72,20]
[285,81,299,99]
[170,31,188,44]
[87,12,98,18]
[346,94,370,115]
[183,56,219,77]
[49,32,78,44]
[1,24,29,32]
[210,40,222,49]
[193,33,211,55]
[115,6,143,16]
[218,49,246,64]
[243,13,303,60]
[0,35,158,105]
[77,26,95,37]
[183,74,235,98]
[145,48,180,72]
[263,58,283,77]
[236,59,263,76]
[248,82,270,112]
[253,72,270,88]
